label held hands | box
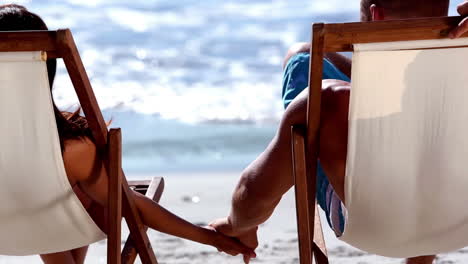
[209,217,259,264]
[449,1,468,38]
[202,225,256,262]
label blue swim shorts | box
[282,52,349,236]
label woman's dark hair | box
[0,4,92,150]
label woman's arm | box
[62,137,255,257]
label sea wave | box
[21,0,461,173]
[28,0,362,124]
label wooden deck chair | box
[292,16,468,263]
[0,29,164,264]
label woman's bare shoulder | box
[62,137,100,184]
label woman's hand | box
[202,226,256,263]
[209,217,259,263]
[449,1,468,38]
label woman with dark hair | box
[0,4,255,264]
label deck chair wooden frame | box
[292,16,468,264]
[0,29,163,264]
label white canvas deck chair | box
[292,16,468,263]
[0,29,164,264]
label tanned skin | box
[39,138,255,264]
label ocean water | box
[22,0,461,174]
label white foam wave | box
[28,0,461,126]
[53,70,283,124]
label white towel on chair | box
[341,38,468,258]
[0,51,105,255]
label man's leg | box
[283,53,349,236]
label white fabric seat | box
[0,51,105,255]
[341,37,468,258]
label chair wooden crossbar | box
[124,178,165,263]
[292,15,468,264]
[0,29,163,264]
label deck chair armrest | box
[122,177,165,264]
[128,177,165,202]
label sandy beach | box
[1,172,467,264]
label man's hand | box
[210,217,258,263]
[449,1,468,38]
[202,226,256,259]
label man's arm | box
[228,91,308,233]
[209,92,308,264]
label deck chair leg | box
[108,128,123,264]
[121,175,159,264]
[292,125,314,264]
[313,245,329,264]
[313,203,329,264]
[122,177,165,264]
